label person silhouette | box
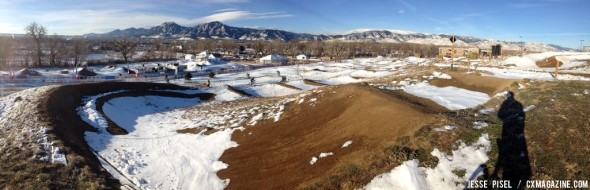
[492,91,531,189]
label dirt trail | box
[226,85,255,97]
[218,84,448,189]
[429,72,517,95]
[278,82,303,90]
[36,82,197,189]
[303,79,327,86]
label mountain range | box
[84,21,571,52]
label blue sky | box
[1,0,589,48]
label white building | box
[185,54,196,60]
[296,54,308,60]
[259,54,288,65]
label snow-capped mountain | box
[84,21,572,52]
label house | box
[196,50,209,60]
[259,54,288,65]
[208,53,223,60]
[185,54,196,60]
[296,54,308,60]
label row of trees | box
[0,22,440,69]
[178,39,440,60]
[0,23,178,68]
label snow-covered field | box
[2,52,589,189]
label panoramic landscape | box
[1,0,589,189]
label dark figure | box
[277,70,281,76]
[246,73,250,79]
[165,75,169,83]
[492,91,531,189]
[206,79,211,87]
[250,77,255,86]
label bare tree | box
[112,37,137,63]
[219,40,237,54]
[0,36,13,68]
[70,39,88,69]
[47,34,66,66]
[25,22,47,67]
[251,40,265,57]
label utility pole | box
[519,36,523,56]
[581,40,585,52]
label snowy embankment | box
[0,86,68,165]
[478,67,590,81]
[79,92,237,189]
[365,134,491,190]
[78,89,295,189]
[502,52,590,69]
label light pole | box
[581,40,585,52]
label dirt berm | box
[218,84,449,189]
[429,72,516,95]
[37,82,201,189]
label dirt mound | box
[77,68,97,77]
[15,68,41,76]
[536,56,563,68]
[37,82,197,189]
[429,72,516,95]
[218,84,448,189]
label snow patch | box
[310,157,318,165]
[434,125,456,132]
[319,152,334,158]
[342,140,353,148]
[366,134,492,190]
[472,121,489,129]
[402,83,490,110]
[523,105,536,112]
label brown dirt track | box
[36,82,200,189]
[218,84,449,189]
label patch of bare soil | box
[536,56,563,68]
[218,84,449,189]
[429,71,517,95]
[303,79,327,86]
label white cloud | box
[0,7,293,35]
[398,9,405,14]
[399,0,416,12]
[214,8,238,12]
[193,11,293,23]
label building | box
[185,54,196,60]
[259,54,288,65]
[439,47,480,58]
[296,54,308,60]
